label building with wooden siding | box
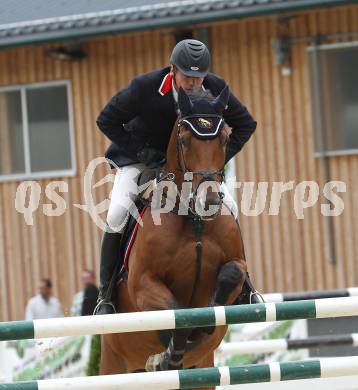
[0,0,357,321]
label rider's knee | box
[106,205,128,233]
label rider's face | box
[170,65,204,92]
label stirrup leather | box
[93,298,117,315]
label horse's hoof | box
[145,352,165,372]
[146,352,182,371]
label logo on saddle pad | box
[197,118,213,129]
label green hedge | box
[86,335,101,376]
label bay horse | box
[100,86,251,388]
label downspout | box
[310,42,336,264]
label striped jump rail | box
[1,296,358,341]
[263,287,358,303]
[218,333,358,356]
[1,356,358,389]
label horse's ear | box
[178,87,194,115]
[211,85,230,114]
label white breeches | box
[107,163,147,232]
[107,164,238,232]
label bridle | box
[151,112,228,308]
[170,114,226,220]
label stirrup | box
[93,299,117,315]
[250,290,265,304]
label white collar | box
[172,79,178,102]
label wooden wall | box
[211,4,358,294]
[0,4,357,321]
[0,31,173,321]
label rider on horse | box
[95,39,257,315]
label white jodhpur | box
[107,163,147,232]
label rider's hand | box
[137,147,166,168]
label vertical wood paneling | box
[210,4,358,295]
[0,193,7,318]
[0,30,174,320]
[0,5,358,321]
[291,16,315,290]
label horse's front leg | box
[129,273,189,371]
[152,261,247,369]
[146,328,192,371]
[211,260,247,306]
[201,260,246,335]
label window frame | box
[0,80,76,182]
[308,41,358,158]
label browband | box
[179,114,224,139]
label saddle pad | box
[123,206,148,271]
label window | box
[0,81,75,181]
[309,42,358,156]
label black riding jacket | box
[96,66,257,167]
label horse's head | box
[167,86,231,220]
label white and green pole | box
[1,297,358,341]
[1,357,358,389]
[218,333,358,355]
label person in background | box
[81,269,99,316]
[25,278,63,320]
[70,289,84,316]
[70,270,99,316]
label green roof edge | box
[0,0,356,50]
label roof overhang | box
[0,0,357,49]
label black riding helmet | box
[170,39,211,78]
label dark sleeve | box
[81,285,99,316]
[96,77,144,153]
[223,91,257,163]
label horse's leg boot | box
[94,227,123,315]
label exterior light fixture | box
[46,44,86,61]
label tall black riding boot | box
[94,226,123,315]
